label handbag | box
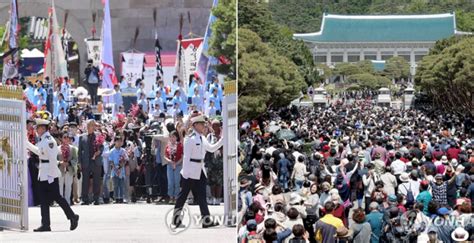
[343,198,353,209]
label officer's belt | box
[40,160,49,164]
[190,158,203,163]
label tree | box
[357,60,375,74]
[316,64,333,83]
[385,56,410,82]
[347,73,391,90]
[238,0,278,43]
[428,35,468,55]
[239,0,318,86]
[239,28,306,120]
[416,37,474,115]
[456,11,474,32]
[209,0,236,80]
[270,27,318,86]
[334,63,361,82]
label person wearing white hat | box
[172,115,223,229]
[451,227,469,242]
[398,172,409,189]
[26,116,79,232]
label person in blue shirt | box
[53,93,68,118]
[136,81,145,102]
[365,202,384,243]
[24,81,36,103]
[209,88,221,113]
[113,84,123,116]
[208,76,223,101]
[108,137,129,203]
[207,100,218,117]
[156,80,167,101]
[36,93,46,108]
[137,93,149,113]
[277,153,291,190]
[187,74,197,104]
[191,87,204,113]
[153,90,166,113]
[34,81,48,105]
[170,75,179,96]
[416,181,432,216]
[172,90,188,115]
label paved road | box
[1,202,236,243]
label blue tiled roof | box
[294,13,456,43]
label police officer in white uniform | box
[172,115,223,228]
[26,116,79,232]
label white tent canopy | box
[21,48,44,58]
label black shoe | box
[69,214,79,230]
[146,197,151,204]
[70,214,79,231]
[202,221,219,229]
[171,223,186,230]
[94,200,100,205]
[103,198,110,204]
[81,201,89,205]
[33,225,51,232]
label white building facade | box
[294,13,467,78]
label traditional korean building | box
[294,12,469,78]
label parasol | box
[277,129,296,140]
[73,86,89,99]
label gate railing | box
[0,86,28,230]
[223,81,237,227]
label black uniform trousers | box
[38,178,75,227]
[173,171,210,225]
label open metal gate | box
[0,86,28,230]
[222,81,237,226]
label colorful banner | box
[197,0,218,87]
[2,59,18,82]
[100,0,117,90]
[9,0,18,50]
[196,54,208,86]
[121,52,145,87]
[176,37,203,89]
[85,38,102,67]
[43,0,68,83]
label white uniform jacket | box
[26,131,61,183]
[181,129,223,180]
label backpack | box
[403,183,415,207]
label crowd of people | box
[238,96,473,243]
[7,63,225,208]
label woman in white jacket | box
[291,156,308,190]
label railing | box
[0,86,28,230]
[223,81,237,227]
